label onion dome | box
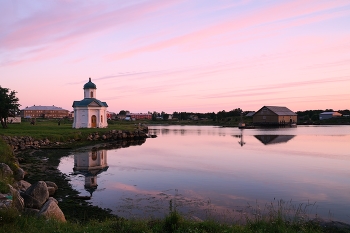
[83,78,97,89]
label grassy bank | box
[0,207,335,233]
[0,119,139,142]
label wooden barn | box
[252,106,297,126]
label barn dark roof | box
[254,106,297,116]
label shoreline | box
[14,138,149,222]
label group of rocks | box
[0,163,66,222]
[86,129,148,141]
[1,136,56,151]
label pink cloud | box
[0,0,184,64]
[105,0,350,60]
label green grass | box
[0,119,140,142]
[0,118,246,143]
[0,140,17,193]
[0,207,330,233]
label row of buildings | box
[20,106,152,121]
[18,78,345,128]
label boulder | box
[38,198,66,222]
[0,163,13,179]
[13,180,31,192]
[8,184,24,211]
[22,193,43,209]
[14,167,26,181]
[23,181,49,209]
[45,181,58,191]
[47,187,56,196]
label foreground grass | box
[0,208,329,233]
[0,140,17,193]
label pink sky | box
[1,0,350,113]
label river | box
[58,125,350,223]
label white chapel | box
[72,78,108,128]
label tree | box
[118,110,129,115]
[0,86,20,128]
[151,111,158,121]
[163,114,169,120]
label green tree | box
[118,110,129,115]
[152,111,158,121]
[0,86,20,128]
[163,114,169,120]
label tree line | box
[1,84,349,129]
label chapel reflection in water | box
[72,149,109,196]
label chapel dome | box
[83,78,97,89]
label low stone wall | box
[86,129,148,141]
[1,128,149,152]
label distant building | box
[69,111,74,118]
[128,113,152,120]
[72,78,108,128]
[319,111,342,120]
[7,117,21,123]
[107,111,117,120]
[20,105,69,118]
[252,106,297,125]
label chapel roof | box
[83,78,97,89]
[72,98,108,108]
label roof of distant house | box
[21,105,68,111]
[320,111,339,114]
[254,106,297,116]
[245,111,255,117]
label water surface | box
[58,125,350,223]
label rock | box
[14,167,26,181]
[47,197,58,204]
[45,181,58,191]
[0,163,13,178]
[8,184,24,211]
[24,208,40,215]
[47,187,56,196]
[13,180,31,192]
[23,181,49,209]
[22,193,43,209]
[38,198,66,222]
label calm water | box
[58,125,350,223]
